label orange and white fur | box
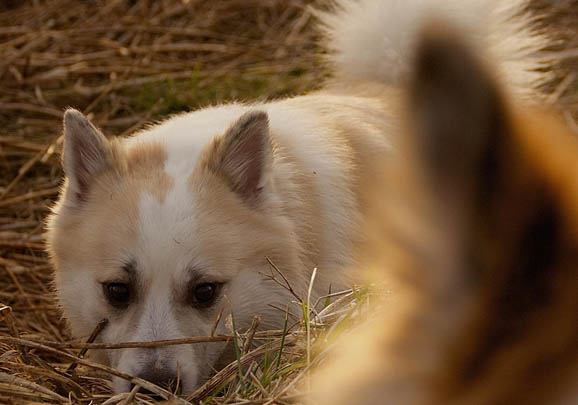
[46,0,549,395]
[310,2,578,405]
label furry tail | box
[317,0,549,98]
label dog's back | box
[310,5,578,405]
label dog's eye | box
[103,282,131,308]
[193,282,219,307]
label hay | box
[0,0,576,404]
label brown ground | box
[0,1,576,404]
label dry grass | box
[0,0,576,404]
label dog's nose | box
[130,368,182,399]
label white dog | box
[46,0,545,395]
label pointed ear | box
[408,23,510,203]
[62,108,112,203]
[202,110,273,206]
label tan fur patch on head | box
[115,140,173,202]
[48,140,171,279]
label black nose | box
[130,369,182,399]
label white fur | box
[318,0,548,98]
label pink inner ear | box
[219,110,271,204]
[227,128,266,197]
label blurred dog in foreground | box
[46,0,553,395]
[310,8,578,405]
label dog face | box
[46,110,299,393]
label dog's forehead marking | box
[137,179,197,275]
[135,154,201,284]
[114,140,173,205]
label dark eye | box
[193,282,219,307]
[103,282,131,308]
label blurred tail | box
[317,0,549,98]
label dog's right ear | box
[62,109,112,204]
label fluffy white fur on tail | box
[318,0,547,97]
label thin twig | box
[119,383,140,405]
[66,318,109,373]
[0,304,19,337]
[27,335,232,350]
[244,316,261,354]
[211,306,225,337]
[263,257,303,302]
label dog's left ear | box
[202,110,273,206]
